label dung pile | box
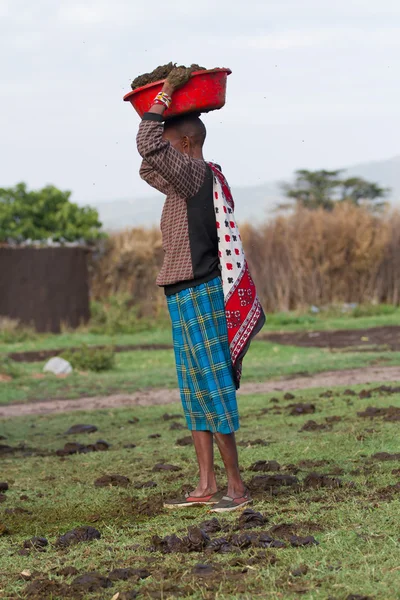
[131,63,205,90]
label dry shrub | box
[242,204,398,312]
[90,228,164,317]
[90,205,400,315]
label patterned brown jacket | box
[137,113,220,295]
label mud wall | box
[0,247,90,333]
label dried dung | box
[289,403,316,416]
[249,460,281,472]
[238,508,267,529]
[152,463,182,472]
[249,474,299,491]
[94,474,131,488]
[71,572,112,591]
[131,63,205,91]
[56,526,101,548]
[65,424,98,435]
[176,436,193,446]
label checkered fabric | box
[137,117,207,286]
[167,276,239,434]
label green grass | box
[1,341,400,406]
[0,384,399,599]
[1,306,400,356]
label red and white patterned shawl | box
[208,163,265,388]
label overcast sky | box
[1,0,399,205]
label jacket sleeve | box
[136,113,206,198]
[139,159,170,195]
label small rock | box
[0,482,9,492]
[148,434,161,439]
[20,570,32,580]
[43,357,72,375]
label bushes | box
[90,228,165,318]
[0,317,36,344]
[241,204,399,312]
[0,356,21,378]
[88,295,154,335]
[88,206,400,315]
[60,345,115,372]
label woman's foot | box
[210,489,252,513]
[164,490,223,509]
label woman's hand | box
[163,66,193,95]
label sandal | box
[164,491,223,509]
[210,489,252,513]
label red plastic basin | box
[123,68,232,119]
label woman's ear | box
[182,135,190,154]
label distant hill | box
[96,155,400,230]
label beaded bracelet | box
[153,91,172,109]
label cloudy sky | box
[1,0,399,205]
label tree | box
[0,183,104,243]
[280,170,389,212]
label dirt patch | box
[262,325,400,351]
[7,344,173,363]
[2,365,400,418]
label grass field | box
[2,307,400,355]
[1,341,400,405]
[1,383,399,599]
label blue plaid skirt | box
[167,276,239,434]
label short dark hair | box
[164,113,206,147]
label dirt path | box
[1,365,399,419]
